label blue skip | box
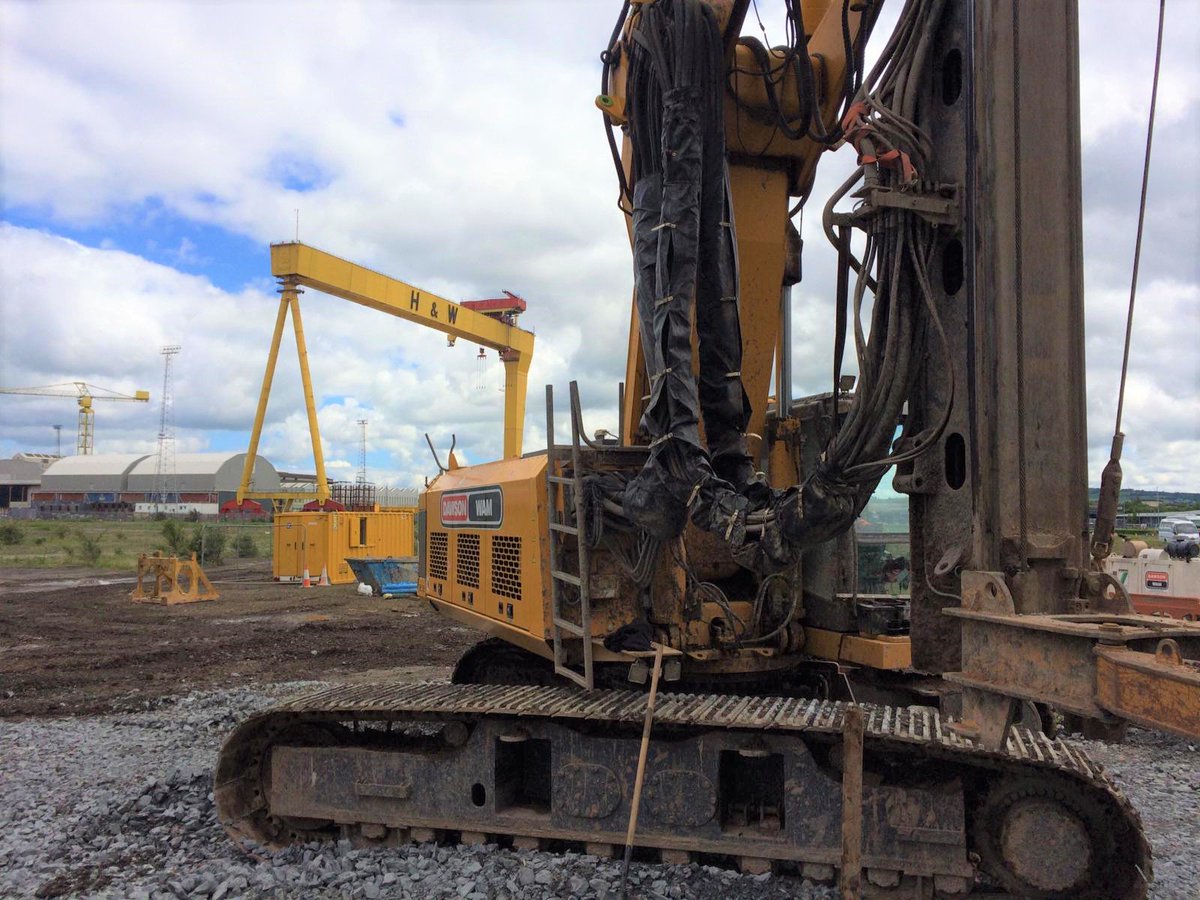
[346,557,419,597]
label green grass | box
[0,519,274,571]
[1115,529,1165,550]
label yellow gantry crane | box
[236,242,535,510]
[0,382,151,454]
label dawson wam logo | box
[440,486,504,528]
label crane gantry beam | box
[236,242,535,507]
[0,382,150,454]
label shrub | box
[161,520,189,556]
[232,531,258,558]
[0,522,21,546]
[191,526,225,565]
[77,534,102,566]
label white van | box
[1158,516,1200,543]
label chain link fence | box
[151,520,275,581]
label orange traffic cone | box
[302,567,311,588]
[318,565,330,587]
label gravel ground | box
[1,685,1196,899]
[0,686,833,900]
[1071,728,1200,899]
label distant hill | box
[859,489,1200,532]
[859,495,909,531]
[1086,488,1200,512]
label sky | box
[1,0,1197,493]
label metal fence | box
[377,486,421,508]
[151,520,276,580]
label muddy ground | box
[2,562,1198,897]
[0,562,477,718]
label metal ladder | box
[544,382,595,689]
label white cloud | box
[1078,0,1199,146]
[0,221,626,487]
[1,0,1197,494]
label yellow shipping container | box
[273,509,417,585]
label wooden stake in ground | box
[840,704,865,899]
[618,642,665,900]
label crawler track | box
[216,683,1151,897]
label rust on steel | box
[839,705,863,899]
[946,602,1200,736]
[1094,638,1200,738]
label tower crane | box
[0,382,151,454]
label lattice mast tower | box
[356,419,368,484]
[152,345,181,512]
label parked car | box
[1158,516,1200,543]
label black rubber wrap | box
[622,0,756,543]
[616,0,879,571]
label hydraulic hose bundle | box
[605,0,951,575]
[816,0,954,482]
[775,0,955,559]
[620,0,760,542]
[730,0,874,150]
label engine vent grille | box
[429,531,449,581]
[491,535,522,601]
[455,533,480,588]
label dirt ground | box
[0,561,479,718]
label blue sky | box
[1,0,1197,492]
[3,201,267,293]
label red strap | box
[842,103,918,184]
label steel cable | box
[1114,0,1165,436]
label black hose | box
[602,1,633,212]
[744,573,797,645]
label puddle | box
[0,576,136,595]
[210,615,275,625]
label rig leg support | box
[130,552,219,605]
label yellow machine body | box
[618,0,867,449]
[214,5,1199,889]
[421,456,550,649]
[414,0,1198,724]
[419,452,904,673]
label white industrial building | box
[36,453,148,495]
[32,451,279,516]
[0,453,59,509]
[125,452,279,495]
